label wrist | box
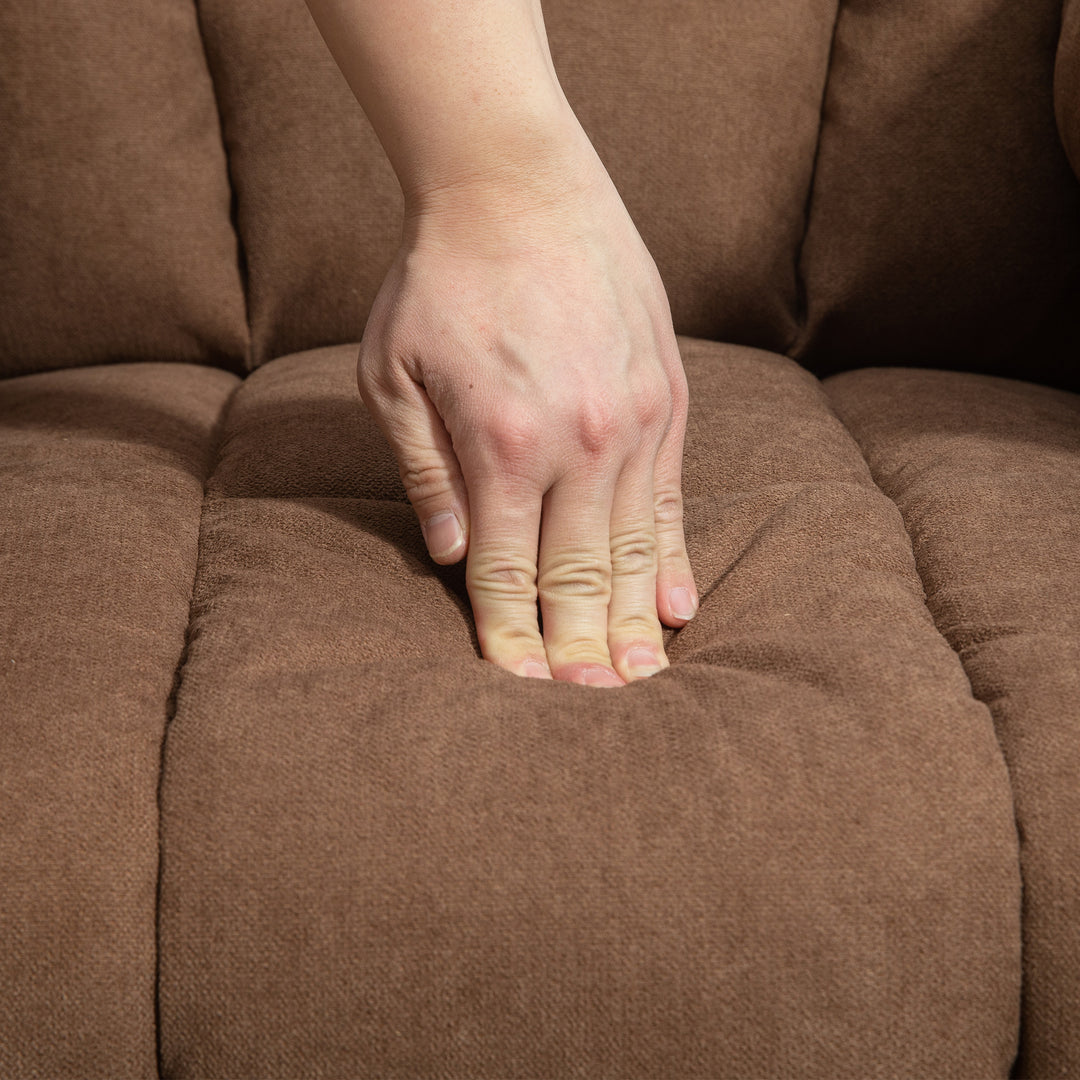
[401,104,612,249]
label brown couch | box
[2,0,1078,1076]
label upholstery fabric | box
[1059,0,1080,177]
[0,0,248,379]
[794,0,1080,383]
[194,0,837,368]
[825,367,1080,1079]
[158,340,1020,1079]
[0,363,240,1078]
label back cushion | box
[0,0,248,378]
[795,0,1080,383]
[1059,0,1080,177]
[196,0,838,368]
[179,0,1075,376]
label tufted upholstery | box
[2,0,1078,1077]
[0,1,247,378]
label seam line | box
[787,0,843,359]
[154,376,243,1080]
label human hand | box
[358,133,697,686]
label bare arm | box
[304,0,698,685]
[304,0,568,201]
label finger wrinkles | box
[549,635,618,665]
[653,488,685,526]
[609,529,658,577]
[538,554,612,601]
[609,612,664,643]
[400,459,457,503]
[470,555,538,598]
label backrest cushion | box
[1059,0,1080,177]
[0,0,248,378]
[195,0,838,368]
[11,0,1070,378]
[197,0,1079,378]
[794,0,1080,382]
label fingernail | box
[669,586,697,621]
[523,659,552,679]
[422,511,463,558]
[626,646,662,679]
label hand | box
[357,133,697,685]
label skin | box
[303,0,698,685]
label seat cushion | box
[159,339,1020,1078]
[0,361,240,1078]
[0,0,248,378]
[825,366,1080,1079]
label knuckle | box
[609,614,663,644]
[538,554,612,601]
[356,355,386,407]
[400,459,454,505]
[575,397,622,456]
[481,623,542,654]
[653,488,685,528]
[484,408,540,468]
[609,529,658,577]
[470,554,539,600]
[630,379,671,432]
[550,637,611,665]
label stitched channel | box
[787,0,843,357]
[155,375,242,1080]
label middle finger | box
[537,467,623,687]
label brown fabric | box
[0,362,240,1078]
[794,0,1080,382]
[825,367,1080,1079]
[195,0,838,368]
[1059,0,1080,177]
[159,339,1020,1078]
[0,0,249,379]
[543,0,835,349]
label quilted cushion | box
[0,0,248,378]
[826,366,1080,1078]
[157,340,1020,1078]
[0,362,240,1078]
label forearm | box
[303,0,582,205]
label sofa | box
[2,0,1078,1076]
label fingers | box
[360,347,695,686]
[464,478,552,680]
[358,361,470,565]
[652,367,698,627]
[606,452,669,682]
[536,469,624,687]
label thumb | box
[360,368,471,565]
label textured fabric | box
[1059,0,1080,177]
[0,362,240,1078]
[0,0,248,378]
[825,367,1080,1079]
[195,0,837,368]
[158,340,1020,1079]
[794,0,1080,385]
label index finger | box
[464,476,551,680]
